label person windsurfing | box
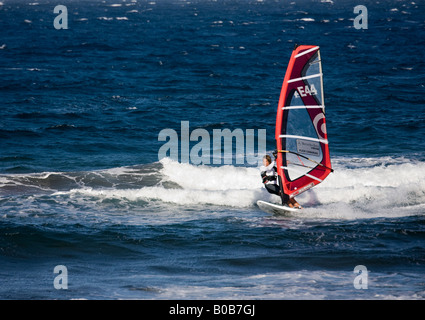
[260,154,301,208]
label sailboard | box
[257,44,333,215]
[257,200,300,216]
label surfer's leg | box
[280,192,289,206]
[265,184,280,196]
[294,199,302,208]
[266,184,294,207]
[289,198,302,209]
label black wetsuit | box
[260,161,289,204]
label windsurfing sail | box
[275,45,333,200]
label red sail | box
[275,45,332,199]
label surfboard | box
[258,44,333,215]
[256,200,300,216]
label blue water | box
[1,0,425,299]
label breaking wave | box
[1,156,425,220]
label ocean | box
[1,0,424,300]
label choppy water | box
[1,0,424,299]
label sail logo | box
[294,84,318,98]
[158,121,266,165]
[313,113,327,141]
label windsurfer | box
[260,155,301,208]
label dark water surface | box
[1,0,424,299]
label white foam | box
[147,270,424,299]
[69,186,261,208]
[158,157,425,213]
[322,158,425,203]
[159,158,262,191]
[46,156,425,218]
[294,157,425,219]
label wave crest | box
[2,156,425,218]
